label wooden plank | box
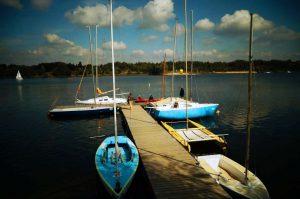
[120,105,231,199]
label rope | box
[75,56,89,101]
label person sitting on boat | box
[180,87,184,98]
[149,94,154,100]
[96,88,102,95]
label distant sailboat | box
[95,1,139,198]
[195,13,269,199]
[16,70,23,81]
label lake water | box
[0,73,299,199]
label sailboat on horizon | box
[195,13,269,199]
[16,70,23,81]
[95,1,139,198]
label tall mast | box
[110,0,119,172]
[184,0,189,128]
[171,19,177,100]
[162,53,166,98]
[190,10,193,101]
[88,26,97,104]
[95,25,99,90]
[245,12,253,182]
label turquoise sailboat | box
[148,14,218,120]
[95,1,139,198]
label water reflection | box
[17,85,23,101]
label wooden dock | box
[120,105,231,199]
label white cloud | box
[195,18,215,31]
[138,0,175,31]
[202,37,217,46]
[172,23,185,36]
[256,26,300,44]
[29,34,90,63]
[65,0,175,32]
[193,49,228,60]
[153,48,173,57]
[113,6,137,27]
[65,4,137,27]
[132,49,145,57]
[163,36,172,43]
[216,10,273,36]
[31,0,52,10]
[102,41,127,50]
[0,0,22,9]
[65,4,109,27]
[141,35,158,42]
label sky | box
[0,0,299,65]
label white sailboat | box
[48,26,113,118]
[195,13,269,199]
[16,70,23,81]
[95,1,139,198]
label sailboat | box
[95,1,139,198]
[48,26,113,118]
[75,25,127,106]
[148,14,218,120]
[195,13,269,199]
[16,70,23,81]
[161,0,226,154]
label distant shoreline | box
[165,71,255,75]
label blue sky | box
[0,0,299,65]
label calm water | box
[1,73,299,199]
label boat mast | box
[190,10,193,101]
[110,0,120,172]
[184,0,189,128]
[95,25,99,90]
[245,12,253,182]
[162,53,166,98]
[171,19,177,100]
[88,26,97,105]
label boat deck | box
[120,105,231,199]
[177,128,217,142]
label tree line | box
[0,59,299,78]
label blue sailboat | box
[148,15,218,121]
[95,136,139,198]
[149,97,218,120]
[95,1,139,198]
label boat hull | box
[95,136,139,199]
[197,155,270,199]
[152,104,219,120]
[135,97,162,103]
[48,106,113,118]
[76,96,127,105]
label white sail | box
[16,70,23,80]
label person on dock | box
[179,87,184,98]
[127,93,134,110]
